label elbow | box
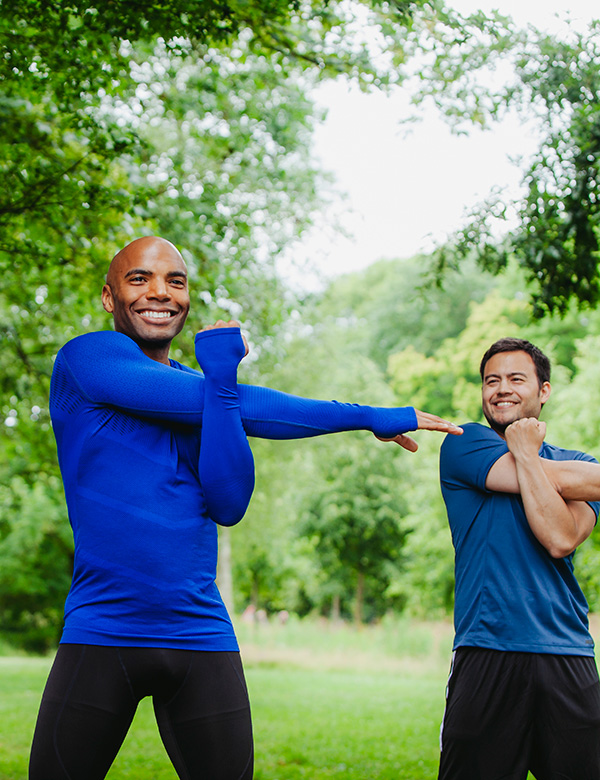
[205,475,255,528]
[206,481,254,527]
[207,497,251,527]
[545,538,577,559]
[213,513,245,528]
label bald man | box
[29,236,462,780]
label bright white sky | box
[283,0,596,289]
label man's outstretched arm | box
[56,330,462,442]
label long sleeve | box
[194,328,254,527]
[53,331,418,439]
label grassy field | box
[0,616,555,779]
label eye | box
[129,275,147,283]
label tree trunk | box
[216,526,234,616]
[354,570,364,627]
[251,575,259,608]
[331,593,341,623]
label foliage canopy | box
[405,11,600,316]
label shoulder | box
[60,330,140,356]
[440,422,508,487]
[56,332,148,388]
[59,331,149,370]
[441,422,493,454]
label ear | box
[540,381,551,404]
[101,284,114,313]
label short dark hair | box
[479,338,551,387]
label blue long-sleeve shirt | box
[51,330,418,650]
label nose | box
[496,378,511,394]
[147,277,170,299]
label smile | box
[138,310,174,319]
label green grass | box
[0,618,551,779]
[249,666,445,779]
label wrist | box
[195,328,245,378]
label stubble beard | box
[484,411,511,436]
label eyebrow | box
[484,371,528,381]
[124,268,187,279]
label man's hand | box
[375,410,463,452]
[505,418,546,461]
[198,320,249,358]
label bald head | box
[106,237,186,286]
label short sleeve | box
[440,422,509,493]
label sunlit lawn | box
[0,617,561,779]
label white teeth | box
[140,311,172,319]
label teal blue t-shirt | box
[440,422,599,656]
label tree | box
[385,437,454,616]
[1,0,450,317]
[312,255,495,371]
[301,436,410,624]
[0,476,73,652]
[404,9,600,316]
[2,0,425,92]
[0,0,430,293]
[387,283,532,421]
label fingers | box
[198,319,240,332]
[414,410,463,435]
[375,433,419,452]
[198,320,249,357]
[505,417,546,447]
[375,410,462,452]
[506,418,546,435]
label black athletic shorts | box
[438,647,600,780]
[28,644,253,780]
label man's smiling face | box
[102,237,190,362]
[481,350,551,436]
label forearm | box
[238,384,418,439]
[542,459,600,502]
[200,383,255,526]
[515,456,587,558]
[196,329,255,527]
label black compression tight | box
[29,645,253,780]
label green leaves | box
[407,9,600,315]
[301,437,411,623]
[0,476,72,652]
